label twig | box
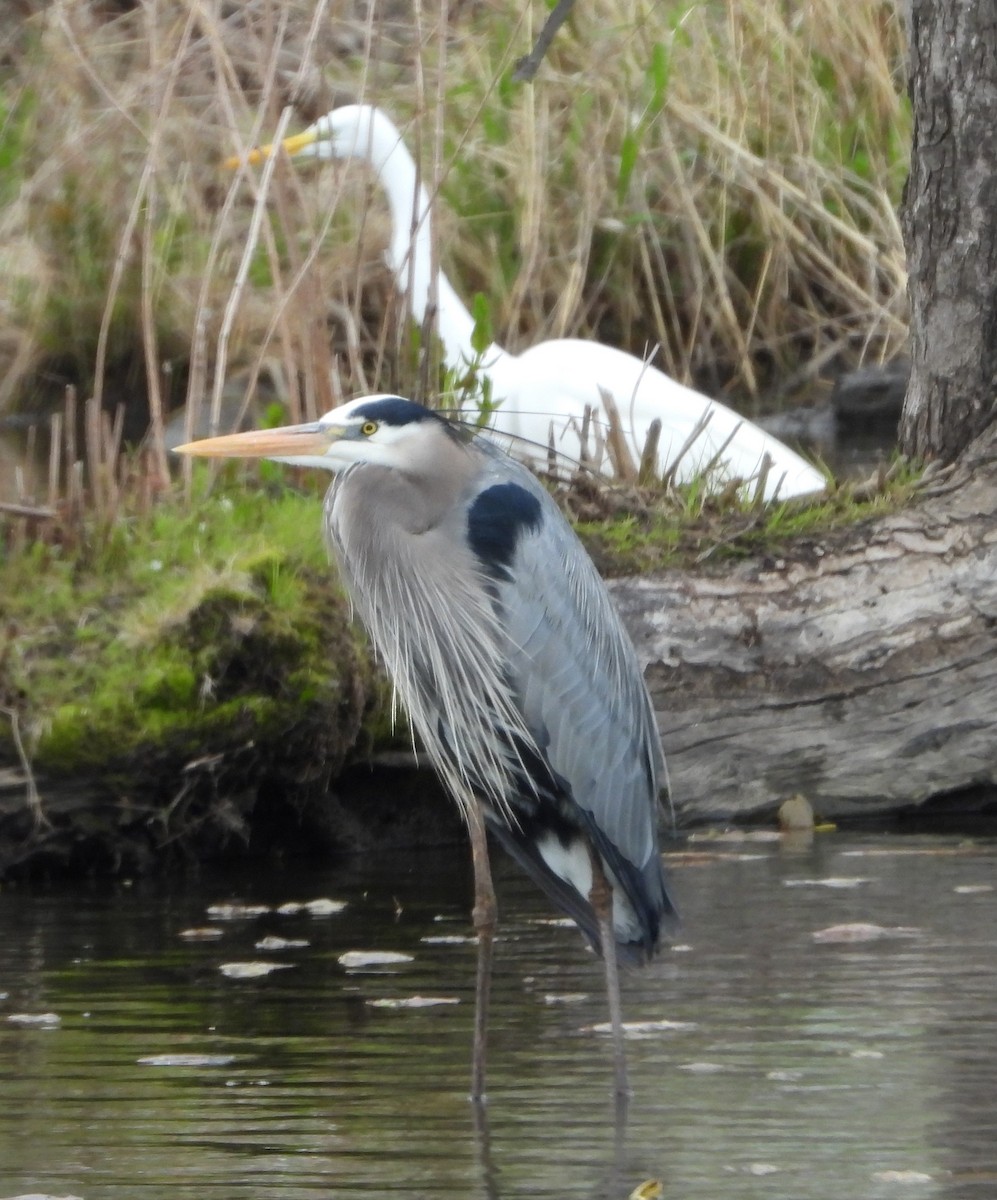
[47,409,62,509]
[1,708,49,831]
[212,105,295,438]
[750,453,774,508]
[598,387,638,483]
[0,501,56,519]
[697,422,745,489]
[694,512,765,565]
[660,407,714,489]
[578,404,593,472]
[638,419,662,485]
[512,0,577,82]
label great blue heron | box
[176,394,677,1098]
[227,105,826,500]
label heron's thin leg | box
[471,1079,500,1200]
[588,844,630,1097]
[467,801,497,1102]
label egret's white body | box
[246,104,825,499]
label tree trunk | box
[900,2,997,462]
[624,0,997,824]
[611,427,997,823]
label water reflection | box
[0,831,995,1198]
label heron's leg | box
[471,1078,500,1200]
[467,801,497,1102]
[588,844,630,1097]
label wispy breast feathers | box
[466,483,544,578]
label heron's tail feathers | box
[484,817,675,967]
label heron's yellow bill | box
[173,423,332,460]
[223,127,318,170]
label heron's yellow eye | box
[360,420,378,437]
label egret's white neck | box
[357,110,499,370]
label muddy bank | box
[0,758,463,880]
[0,484,393,878]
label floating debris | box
[677,1061,728,1073]
[871,1169,933,1183]
[420,934,477,945]
[276,898,347,917]
[785,877,872,889]
[665,850,768,866]
[629,1181,662,1200]
[954,884,993,894]
[2,1193,85,1199]
[178,926,225,941]
[778,794,814,831]
[746,1163,780,1176]
[6,1012,60,1028]
[219,961,296,979]
[206,903,270,921]
[530,917,577,928]
[338,950,414,970]
[255,936,310,951]
[687,829,782,844]
[812,923,920,943]
[841,847,967,858]
[543,993,589,1005]
[365,996,460,1009]
[137,1053,237,1067]
[588,1018,697,1038]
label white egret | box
[231,105,826,499]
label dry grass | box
[0,0,909,493]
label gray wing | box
[471,448,671,917]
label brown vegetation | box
[0,0,909,476]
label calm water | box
[1,829,995,1200]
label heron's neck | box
[369,120,496,370]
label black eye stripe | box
[351,397,439,427]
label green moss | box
[574,467,919,577]
[0,472,375,798]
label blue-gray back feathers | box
[468,444,675,960]
[324,402,675,962]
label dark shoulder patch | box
[467,482,543,576]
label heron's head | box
[173,395,460,474]
[225,105,399,172]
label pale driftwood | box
[610,430,997,822]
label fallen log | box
[611,428,997,823]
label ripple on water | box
[0,833,993,1199]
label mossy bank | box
[0,470,402,877]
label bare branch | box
[512,0,576,82]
